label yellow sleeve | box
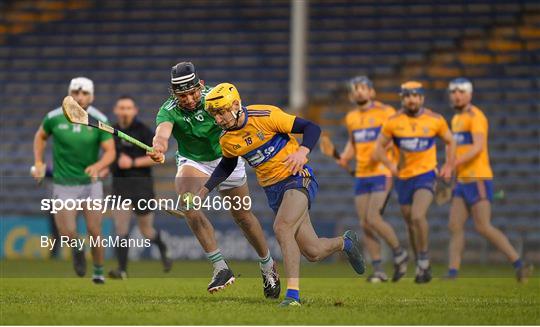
[470,114,487,135]
[381,119,394,138]
[265,106,296,133]
[219,136,234,158]
[437,116,450,138]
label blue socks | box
[448,268,458,278]
[512,258,523,270]
[285,288,300,301]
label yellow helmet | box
[205,83,241,112]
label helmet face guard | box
[400,81,424,97]
[205,83,243,130]
[448,78,473,93]
[170,62,201,94]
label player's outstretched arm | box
[284,117,321,175]
[199,156,239,198]
[373,134,397,176]
[31,126,49,182]
[149,122,172,162]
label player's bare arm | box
[118,153,157,169]
[149,122,172,162]
[439,129,457,179]
[84,138,115,179]
[31,126,49,181]
[338,138,354,168]
[373,134,397,176]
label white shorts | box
[176,154,246,191]
[53,181,103,201]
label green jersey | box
[42,106,112,185]
[155,86,223,162]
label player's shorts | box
[354,175,391,196]
[112,177,155,214]
[452,179,493,206]
[176,153,247,191]
[53,181,103,201]
[395,170,436,205]
[263,166,318,214]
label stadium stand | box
[1,0,538,263]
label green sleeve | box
[42,115,53,135]
[156,98,176,126]
[99,130,113,142]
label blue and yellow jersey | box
[451,105,493,181]
[381,108,450,179]
[220,104,304,187]
[345,101,396,177]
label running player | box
[32,77,115,283]
[445,78,532,282]
[109,95,172,280]
[198,83,365,307]
[148,62,280,297]
[374,81,456,284]
[338,76,408,283]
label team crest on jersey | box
[368,118,375,126]
[256,131,265,141]
[423,126,430,135]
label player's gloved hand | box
[30,162,46,183]
[284,146,309,175]
[118,153,134,169]
[84,163,101,182]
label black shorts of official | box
[112,177,155,214]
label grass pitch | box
[1,259,538,325]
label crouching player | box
[197,83,366,307]
[446,78,532,282]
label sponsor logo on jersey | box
[58,124,69,130]
[393,137,435,152]
[243,134,289,167]
[352,126,381,143]
[453,132,473,145]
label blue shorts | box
[452,180,493,206]
[263,166,318,214]
[395,170,436,205]
[354,175,391,196]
